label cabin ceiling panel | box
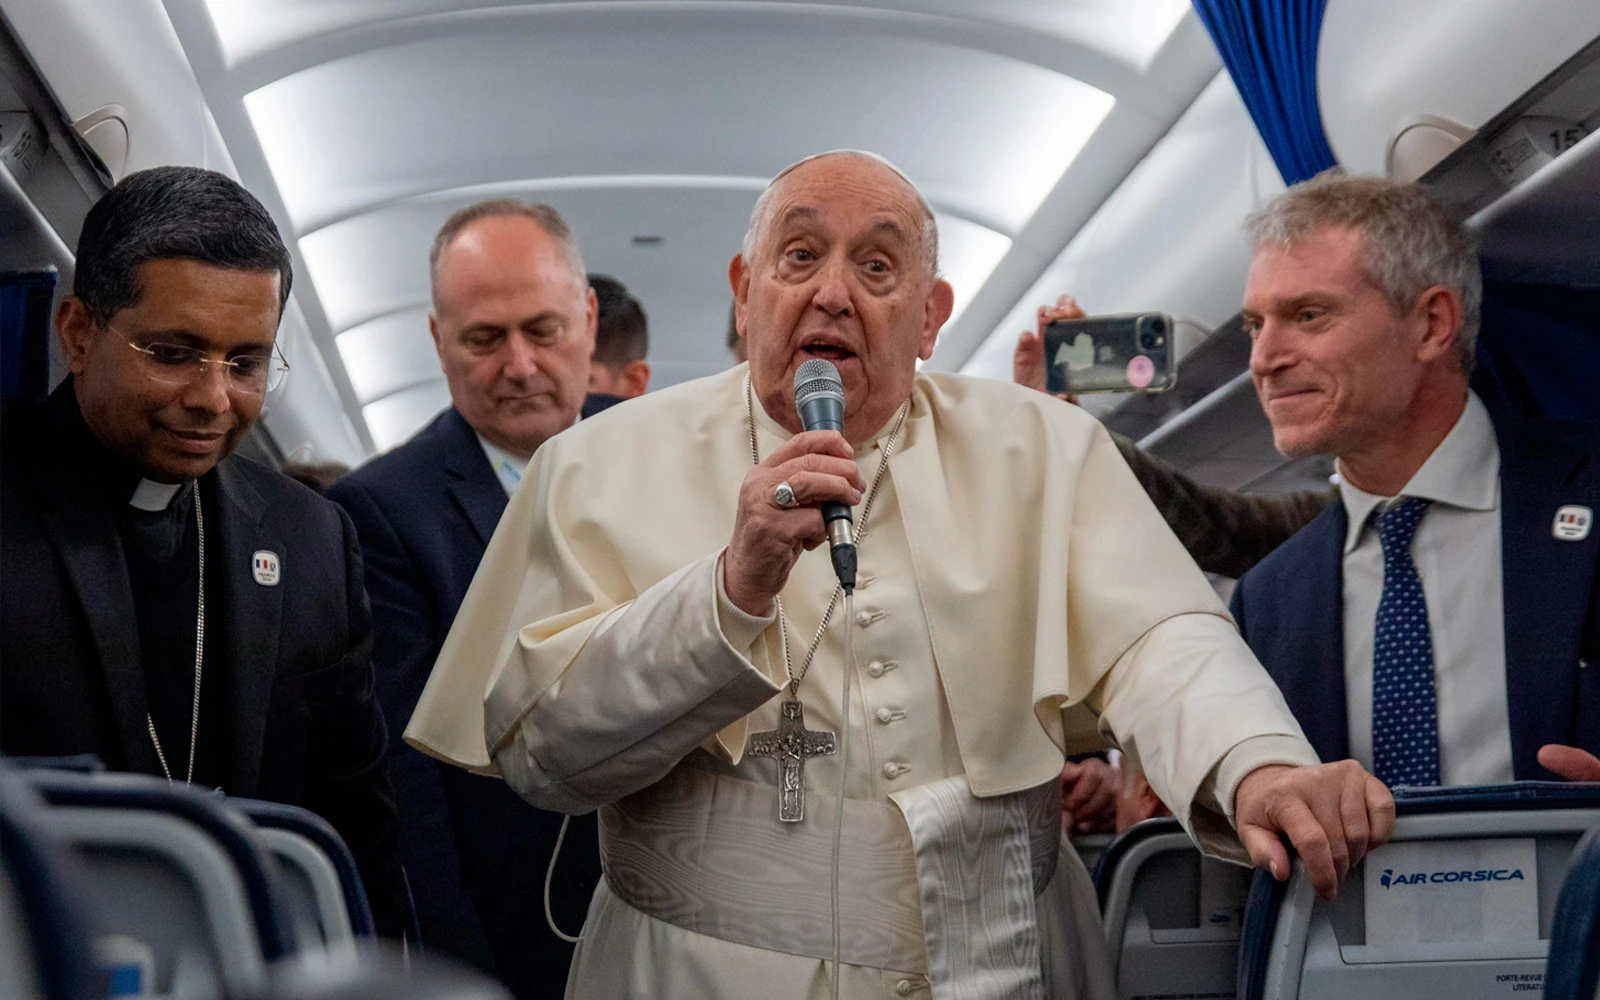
[155,0,1223,458]
[364,379,454,452]
[243,24,1114,236]
[961,71,1281,385]
[302,184,764,335]
[202,0,1192,76]
[337,309,439,405]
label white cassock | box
[407,365,1319,1000]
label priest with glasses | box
[409,150,1395,998]
[1,165,406,936]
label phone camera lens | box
[1135,316,1168,352]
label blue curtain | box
[1192,0,1339,184]
[1472,280,1600,427]
[0,270,56,403]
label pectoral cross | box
[745,698,836,823]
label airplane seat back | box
[0,856,42,1000]
[21,770,291,998]
[259,827,357,954]
[1095,816,1251,998]
[1072,832,1114,879]
[1544,822,1600,1000]
[233,797,375,943]
[1241,784,1600,1000]
[0,771,95,1000]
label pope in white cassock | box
[406,150,1396,1000]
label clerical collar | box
[477,434,533,497]
[129,478,188,511]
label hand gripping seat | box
[1238,783,1600,1000]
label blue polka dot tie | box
[1371,497,1441,788]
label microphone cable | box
[544,814,582,944]
[831,590,856,1000]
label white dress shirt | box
[1340,391,1514,785]
[476,435,531,497]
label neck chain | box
[744,378,909,697]
[147,488,204,785]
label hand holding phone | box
[1043,312,1176,394]
[1014,295,1084,400]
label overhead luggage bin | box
[1240,784,1600,1000]
[1318,0,1600,179]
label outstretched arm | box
[1015,295,1332,577]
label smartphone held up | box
[1043,312,1176,395]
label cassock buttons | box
[856,610,874,628]
[866,659,897,678]
[895,979,919,996]
[882,762,909,780]
[876,708,893,724]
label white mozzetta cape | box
[407,366,1308,832]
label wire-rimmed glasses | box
[118,331,290,395]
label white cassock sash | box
[601,750,1062,998]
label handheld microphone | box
[793,359,857,592]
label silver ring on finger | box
[772,480,799,509]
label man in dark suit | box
[327,200,602,997]
[1230,173,1600,787]
[0,166,406,932]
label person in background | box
[281,459,349,494]
[1016,295,1332,833]
[1233,172,1600,787]
[0,165,406,935]
[326,199,603,997]
[1015,295,1333,580]
[582,273,650,418]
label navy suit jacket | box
[1231,415,1600,781]
[327,408,600,999]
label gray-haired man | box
[1231,172,1600,788]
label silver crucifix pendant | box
[745,698,836,822]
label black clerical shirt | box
[59,396,233,788]
[116,481,232,789]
